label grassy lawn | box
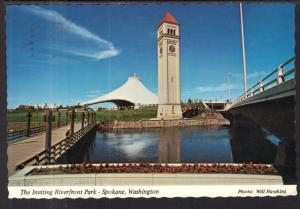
[7,106,158,123]
[7,111,82,123]
[96,106,157,122]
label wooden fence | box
[8,109,97,142]
[8,123,59,142]
[15,123,96,171]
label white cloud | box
[195,83,242,93]
[22,6,120,60]
[247,71,268,79]
[61,48,120,60]
[231,71,267,80]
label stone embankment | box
[112,118,229,129]
[97,117,228,130]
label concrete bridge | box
[204,100,227,110]
[220,57,296,172]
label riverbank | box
[97,112,229,130]
[112,118,229,129]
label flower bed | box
[29,163,278,175]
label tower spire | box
[160,11,179,25]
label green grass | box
[96,106,157,122]
[7,106,157,123]
[7,111,82,123]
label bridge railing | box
[8,123,60,142]
[231,56,295,106]
[7,109,88,142]
[15,122,96,171]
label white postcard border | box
[8,185,297,199]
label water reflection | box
[59,124,279,165]
[158,128,181,163]
[229,114,277,164]
[180,126,232,163]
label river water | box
[60,125,279,164]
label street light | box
[240,2,248,93]
[228,72,232,103]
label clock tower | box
[157,11,182,119]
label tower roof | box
[160,11,179,25]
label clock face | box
[169,45,175,53]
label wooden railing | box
[8,123,59,142]
[15,123,96,171]
[7,109,86,142]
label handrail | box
[15,123,96,171]
[230,56,295,107]
[8,122,61,142]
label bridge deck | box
[7,123,81,176]
[226,78,295,110]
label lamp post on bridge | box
[240,2,248,93]
[227,72,232,103]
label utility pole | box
[228,72,232,102]
[240,2,248,93]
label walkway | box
[8,123,81,176]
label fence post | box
[58,111,61,128]
[26,112,32,137]
[66,111,69,125]
[45,110,52,164]
[259,80,264,93]
[87,112,90,125]
[70,109,75,135]
[250,89,254,96]
[81,112,85,129]
[277,65,285,84]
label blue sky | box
[6,3,295,108]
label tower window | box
[167,29,176,35]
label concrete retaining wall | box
[113,119,229,129]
